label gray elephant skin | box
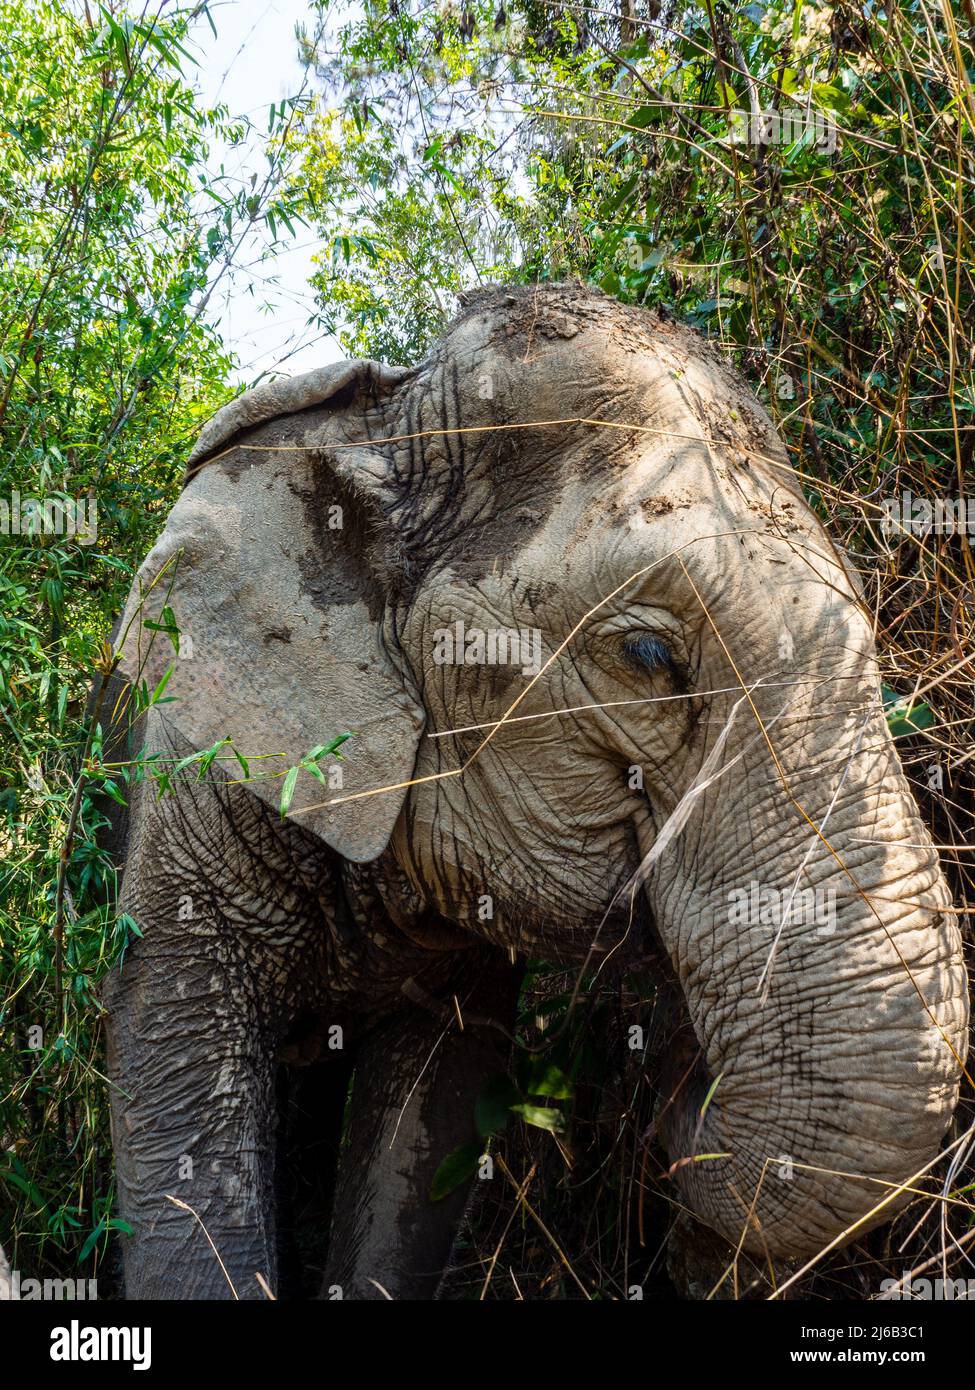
[101,283,968,1300]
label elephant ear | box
[115,360,425,863]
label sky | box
[189,0,344,382]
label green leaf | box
[197,739,229,775]
[279,765,299,818]
[882,684,936,737]
[698,1070,724,1119]
[149,665,173,705]
[99,779,127,807]
[158,605,180,653]
[171,750,204,777]
[598,172,638,218]
[510,1103,565,1133]
[1,1162,47,1210]
[78,1217,106,1263]
[429,1140,483,1201]
[305,733,353,762]
[118,914,142,941]
[475,1073,520,1138]
[523,1060,573,1101]
[627,104,666,129]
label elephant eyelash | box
[624,633,674,674]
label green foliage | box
[297,0,548,359]
[299,0,974,548]
[430,1138,484,1201]
[883,683,936,737]
[0,0,302,1282]
[430,1018,578,1200]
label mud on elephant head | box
[112,282,968,1289]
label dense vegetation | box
[0,0,300,1281]
[2,0,972,1298]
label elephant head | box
[117,283,968,1271]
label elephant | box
[101,281,968,1300]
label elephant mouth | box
[597,879,658,958]
[479,862,658,965]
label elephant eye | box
[624,633,673,674]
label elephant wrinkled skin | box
[102,283,968,1299]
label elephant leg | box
[322,954,520,1301]
[104,731,332,1300]
[106,940,280,1300]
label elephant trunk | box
[644,704,968,1261]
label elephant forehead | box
[439,290,780,446]
[473,493,870,687]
